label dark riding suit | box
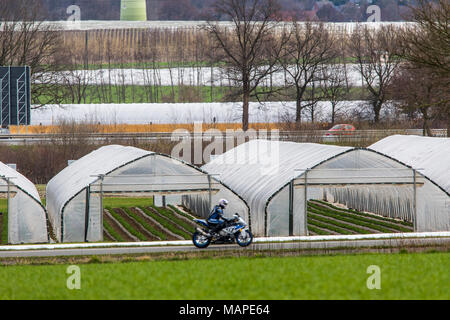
[207,205,228,234]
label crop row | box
[103,206,194,242]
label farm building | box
[0,162,48,244]
[46,145,248,243]
[188,140,450,237]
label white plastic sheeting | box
[196,140,450,236]
[199,140,352,236]
[0,162,48,244]
[369,135,450,194]
[31,101,379,125]
[46,145,248,242]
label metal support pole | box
[304,169,309,236]
[413,169,417,231]
[99,174,105,241]
[289,180,294,236]
[207,174,212,211]
[6,177,10,244]
[84,186,91,242]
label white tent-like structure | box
[46,145,248,243]
[369,135,450,194]
[192,140,449,237]
[0,162,48,244]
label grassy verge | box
[106,207,147,241]
[140,206,191,240]
[0,252,448,299]
[121,207,167,241]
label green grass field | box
[0,252,448,300]
[37,84,366,104]
[103,197,153,209]
[0,199,7,244]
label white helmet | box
[219,199,229,208]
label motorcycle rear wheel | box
[235,230,253,247]
[192,231,211,249]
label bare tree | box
[399,0,450,136]
[319,63,349,125]
[400,0,449,77]
[279,22,335,124]
[349,25,401,123]
[389,66,449,136]
[205,0,284,131]
[0,0,64,108]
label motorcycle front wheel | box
[235,230,253,247]
[192,231,211,249]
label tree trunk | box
[373,102,381,123]
[331,102,336,125]
[242,91,249,132]
[296,97,302,123]
[447,108,450,137]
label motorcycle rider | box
[207,199,230,236]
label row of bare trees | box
[205,0,449,134]
[0,0,447,135]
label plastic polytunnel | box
[46,145,248,243]
[0,162,49,244]
[369,135,450,194]
[191,140,449,237]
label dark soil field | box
[101,201,414,242]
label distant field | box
[0,252,448,299]
[37,85,230,105]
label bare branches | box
[204,0,283,131]
[349,25,401,123]
[279,21,336,123]
[0,0,64,108]
[400,0,449,77]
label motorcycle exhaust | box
[196,227,209,236]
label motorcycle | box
[192,213,253,248]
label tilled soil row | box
[166,206,198,229]
[146,206,192,239]
[309,212,386,234]
[308,217,358,235]
[130,207,182,241]
[173,205,199,221]
[104,209,138,242]
[113,208,160,241]
[308,224,340,235]
[103,229,115,242]
[310,200,414,230]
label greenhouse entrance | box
[291,168,424,236]
[0,167,48,244]
[46,145,249,243]
[87,173,220,243]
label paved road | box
[1,237,448,258]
